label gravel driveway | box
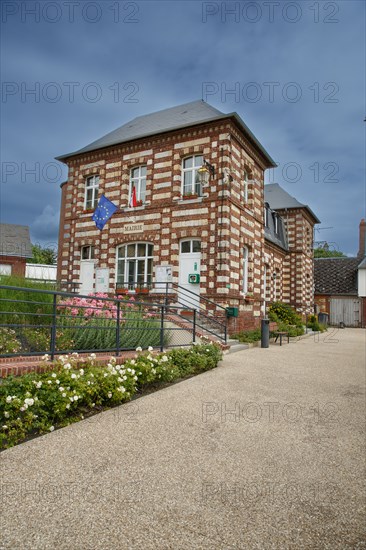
[1,328,365,549]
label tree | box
[313,242,346,258]
[29,244,57,265]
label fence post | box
[193,309,196,343]
[116,300,121,356]
[160,305,165,352]
[50,293,57,360]
[224,321,227,344]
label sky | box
[1,0,365,256]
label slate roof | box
[314,257,360,295]
[264,209,288,251]
[56,100,276,167]
[0,224,32,258]
[264,183,320,223]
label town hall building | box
[56,100,319,331]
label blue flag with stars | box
[92,194,118,230]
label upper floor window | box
[273,213,279,234]
[243,171,249,203]
[85,175,99,210]
[129,166,147,205]
[182,155,203,197]
[243,246,249,294]
[81,245,95,260]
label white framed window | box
[129,165,147,204]
[273,271,277,301]
[81,245,95,260]
[84,175,99,210]
[243,170,249,203]
[116,242,153,289]
[182,155,203,197]
[242,246,249,294]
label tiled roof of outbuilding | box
[314,257,360,295]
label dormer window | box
[264,202,270,227]
[273,212,279,234]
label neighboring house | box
[0,223,32,276]
[314,219,366,327]
[56,100,319,330]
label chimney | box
[358,218,366,258]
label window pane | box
[141,166,147,176]
[90,246,95,259]
[117,260,125,284]
[81,247,89,260]
[147,244,153,256]
[147,258,153,280]
[139,178,146,202]
[137,243,146,257]
[183,157,192,169]
[183,171,192,194]
[127,244,136,257]
[132,167,139,178]
[192,241,201,252]
[181,241,190,253]
[195,155,203,166]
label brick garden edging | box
[0,351,139,378]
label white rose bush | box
[0,343,222,449]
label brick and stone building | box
[56,100,319,331]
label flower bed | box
[0,343,222,450]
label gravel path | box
[1,328,365,549]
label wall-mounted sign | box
[95,268,110,293]
[124,223,144,234]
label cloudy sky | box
[1,0,365,256]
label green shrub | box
[268,301,303,327]
[306,317,327,333]
[0,328,21,354]
[230,329,261,343]
[0,343,222,449]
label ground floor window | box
[242,246,249,294]
[116,242,153,289]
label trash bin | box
[318,312,329,326]
[261,318,270,348]
[226,307,239,318]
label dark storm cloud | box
[1,0,365,254]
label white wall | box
[358,269,366,297]
[26,263,57,281]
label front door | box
[79,261,95,295]
[178,240,201,310]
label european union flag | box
[92,194,118,230]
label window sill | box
[123,205,146,212]
[176,196,204,205]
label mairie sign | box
[124,223,144,234]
